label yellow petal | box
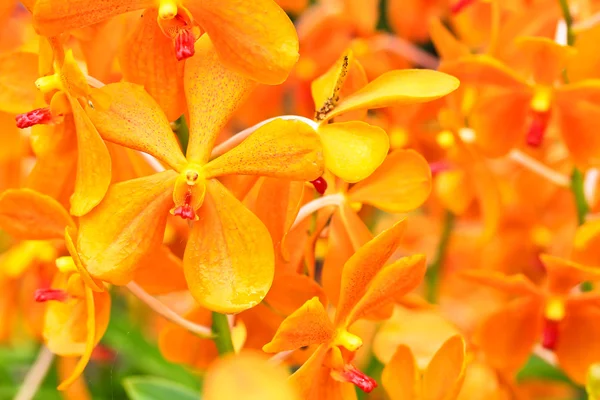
[335,220,406,326]
[347,149,432,213]
[318,121,389,183]
[323,69,460,121]
[346,255,427,325]
[423,335,466,400]
[0,188,75,240]
[382,345,417,400]
[33,0,153,36]
[187,0,299,84]
[184,35,258,164]
[69,98,112,217]
[58,286,110,390]
[204,351,300,400]
[312,49,354,117]
[0,51,39,114]
[64,226,105,293]
[119,8,187,122]
[263,297,334,353]
[203,119,324,181]
[373,308,460,367]
[86,82,187,170]
[183,179,274,313]
[77,170,178,285]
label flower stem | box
[571,168,590,225]
[14,346,54,400]
[126,282,213,338]
[558,0,575,46]
[425,210,455,303]
[211,312,235,356]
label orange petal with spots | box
[119,8,186,122]
[184,35,258,164]
[86,82,187,171]
[335,219,406,326]
[33,0,153,36]
[77,170,178,285]
[183,179,274,314]
[187,0,298,84]
[263,297,334,353]
[203,119,324,181]
[346,255,427,326]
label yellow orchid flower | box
[308,48,459,186]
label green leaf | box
[123,376,200,400]
[101,295,201,391]
[516,354,573,384]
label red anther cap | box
[16,107,54,129]
[310,177,328,195]
[34,288,68,303]
[175,29,196,61]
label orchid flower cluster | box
[3,0,600,399]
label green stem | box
[211,312,235,356]
[558,0,575,46]
[571,168,589,226]
[425,211,455,303]
[557,0,589,227]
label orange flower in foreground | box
[76,35,323,314]
[264,221,427,398]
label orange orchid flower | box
[263,220,427,398]
[462,254,600,383]
[315,149,432,305]
[0,188,110,390]
[15,40,111,216]
[75,35,324,314]
[441,36,600,167]
[33,0,299,85]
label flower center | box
[171,166,206,221]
